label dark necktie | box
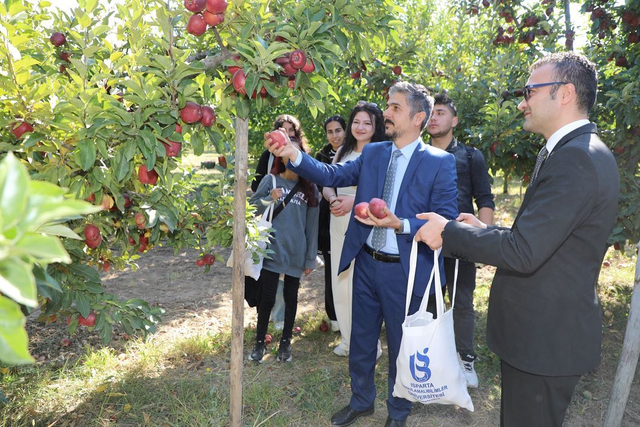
[371,150,403,251]
[530,146,548,185]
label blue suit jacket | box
[290,140,459,296]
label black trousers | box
[255,269,300,342]
[500,360,580,427]
[322,249,336,321]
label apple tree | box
[0,0,400,343]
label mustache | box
[384,119,394,126]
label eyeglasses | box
[520,82,568,101]
[357,100,378,108]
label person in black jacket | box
[315,115,347,332]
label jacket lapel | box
[377,143,392,197]
[514,123,596,224]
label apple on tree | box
[49,31,66,46]
[187,14,207,36]
[200,106,216,127]
[84,224,102,248]
[184,0,206,13]
[11,122,34,139]
[206,0,228,13]
[180,101,203,123]
[232,70,247,95]
[138,165,159,185]
[78,312,97,327]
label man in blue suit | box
[265,82,458,426]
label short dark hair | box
[389,82,434,130]
[530,52,597,113]
[433,93,457,117]
[323,115,346,132]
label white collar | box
[545,119,590,154]
[393,138,422,159]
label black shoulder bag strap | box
[272,181,302,220]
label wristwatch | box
[395,218,405,234]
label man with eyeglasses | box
[414,52,620,426]
[265,82,458,427]
[427,93,495,389]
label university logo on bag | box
[409,347,431,382]
[406,347,449,402]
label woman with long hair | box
[251,114,308,192]
[248,136,319,363]
[316,115,347,333]
[323,101,385,356]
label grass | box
[1,173,638,426]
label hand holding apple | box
[264,130,299,160]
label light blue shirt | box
[290,140,419,255]
[365,138,421,255]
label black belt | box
[364,245,401,263]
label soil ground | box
[21,243,640,426]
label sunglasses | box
[357,100,378,108]
[519,82,568,101]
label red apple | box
[206,0,227,13]
[180,101,202,123]
[138,165,159,185]
[268,130,288,149]
[60,51,72,62]
[490,141,499,153]
[200,106,216,127]
[319,321,329,332]
[615,56,628,67]
[301,59,316,73]
[78,312,96,327]
[135,212,146,229]
[287,78,296,89]
[196,258,205,267]
[369,198,388,219]
[102,261,111,272]
[289,50,307,69]
[203,254,215,265]
[175,123,182,134]
[227,55,242,75]
[60,338,71,347]
[86,193,96,203]
[218,155,227,169]
[184,0,206,13]
[50,32,66,46]
[265,333,272,344]
[128,236,136,245]
[11,122,34,139]
[628,33,639,44]
[187,14,207,37]
[84,224,101,248]
[163,140,182,157]
[232,70,247,95]
[203,11,224,26]
[354,202,370,219]
[275,56,297,76]
[293,326,301,334]
[603,260,611,268]
[392,65,402,75]
[351,71,361,79]
[123,194,132,208]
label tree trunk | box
[502,171,509,194]
[229,117,249,427]
[603,242,640,427]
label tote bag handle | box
[404,240,459,318]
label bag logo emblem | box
[409,347,431,382]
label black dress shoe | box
[330,405,374,426]
[383,416,407,427]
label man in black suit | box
[414,52,620,426]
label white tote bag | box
[227,175,276,280]
[392,241,474,411]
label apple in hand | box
[268,130,288,149]
[369,198,388,219]
[354,202,370,219]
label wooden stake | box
[229,117,248,427]
[603,242,640,427]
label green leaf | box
[75,140,97,171]
[13,234,72,264]
[235,96,250,120]
[0,152,29,231]
[0,296,34,365]
[38,224,82,240]
[68,263,101,284]
[0,257,37,307]
[75,293,91,318]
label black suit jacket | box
[442,123,619,376]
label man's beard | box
[385,120,402,141]
[428,125,452,139]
